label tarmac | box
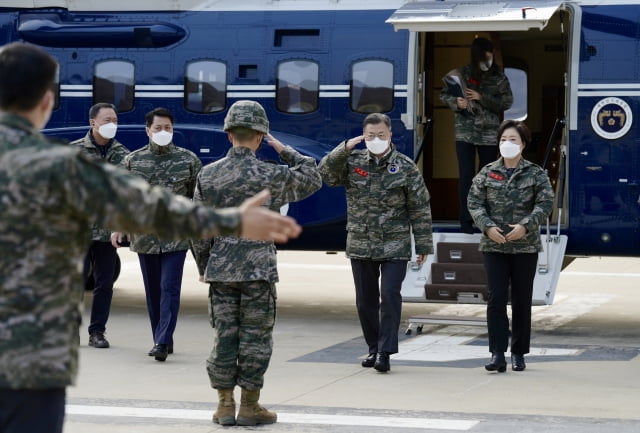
[64,249,640,433]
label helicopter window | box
[276,60,319,114]
[184,61,227,114]
[350,60,393,113]
[93,60,134,112]
[504,67,528,121]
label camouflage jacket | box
[467,157,554,253]
[319,141,433,260]
[0,113,240,389]
[192,145,321,283]
[440,64,513,146]
[71,131,130,242]
[123,141,202,254]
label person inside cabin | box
[467,119,554,373]
[441,37,513,234]
[318,112,433,373]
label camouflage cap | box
[223,100,269,134]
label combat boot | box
[236,388,277,426]
[212,388,236,426]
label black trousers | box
[483,252,539,355]
[350,259,407,355]
[83,240,117,335]
[138,250,187,346]
[456,141,498,225]
[0,388,65,433]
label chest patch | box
[387,163,399,174]
[354,167,368,177]
[489,172,504,181]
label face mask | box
[97,122,117,139]
[365,137,389,155]
[500,140,521,159]
[152,130,173,146]
[479,59,493,72]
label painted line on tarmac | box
[562,271,640,278]
[66,404,479,430]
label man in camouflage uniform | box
[113,107,202,362]
[192,100,321,426]
[440,37,513,234]
[0,42,301,433]
[318,113,433,373]
[71,102,130,349]
[467,119,554,373]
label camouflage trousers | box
[206,280,276,390]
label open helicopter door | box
[390,0,569,310]
[386,0,563,33]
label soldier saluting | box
[192,100,322,427]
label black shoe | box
[373,352,390,372]
[88,332,110,349]
[361,353,376,368]
[149,345,173,356]
[485,352,507,372]
[511,354,526,371]
[150,344,168,362]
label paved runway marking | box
[562,271,640,278]
[532,293,615,331]
[66,405,479,430]
[395,332,579,362]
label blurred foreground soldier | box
[114,107,202,362]
[71,102,130,349]
[0,42,301,433]
[319,113,433,373]
[192,100,321,426]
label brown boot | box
[212,388,236,426]
[236,388,277,426]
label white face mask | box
[365,137,389,155]
[152,130,173,146]
[479,59,493,72]
[97,122,117,139]
[500,140,521,159]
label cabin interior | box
[414,9,569,226]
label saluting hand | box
[265,133,285,153]
[345,135,364,151]
[239,189,302,243]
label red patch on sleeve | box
[489,172,504,181]
[354,167,368,177]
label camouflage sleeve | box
[406,164,434,255]
[518,168,555,233]
[70,155,241,242]
[318,141,351,187]
[467,167,496,232]
[269,145,322,208]
[440,85,460,112]
[187,155,203,198]
[190,173,213,276]
[479,74,513,114]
